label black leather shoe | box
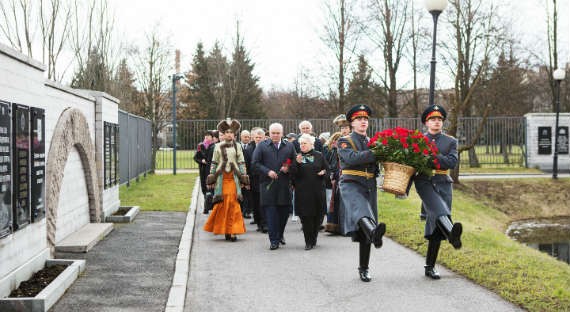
[449,223,463,249]
[270,243,279,250]
[304,244,313,250]
[424,265,440,279]
[225,234,231,241]
[244,214,252,219]
[358,267,371,282]
[250,220,257,225]
[230,236,237,242]
[372,222,386,249]
[262,227,268,233]
[280,238,286,245]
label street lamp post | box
[425,0,448,107]
[171,74,184,175]
[552,68,565,179]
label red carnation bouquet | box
[266,158,291,190]
[368,127,440,177]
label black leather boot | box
[424,239,441,279]
[358,241,372,282]
[436,215,462,249]
[357,217,386,249]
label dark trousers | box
[240,188,250,215]
[300,214,324,246]
[250,190,265,228]
[199,166,208,195]
[265,205,289,244]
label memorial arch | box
[46,108,101,249]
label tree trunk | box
[451,152,460,184]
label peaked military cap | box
[217,117,241,133]
[346,104,372,122]
[333,114,350,127]
[421,105,447,123]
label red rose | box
[400,137,407,144]
[424,137,430,144]
[436,163,441,169]
[433,158,438,163]
[423,149,429,155]
[403,143,409,148]
[412,143,419,149]
[382,139,388,145]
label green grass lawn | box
[379,186,570,312]
[119,173,198,212]
[458,167,544,174]
[155,150,198,170]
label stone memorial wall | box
[0,43,120,297]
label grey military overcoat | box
[337,132,379,235]
[414,132,458,240]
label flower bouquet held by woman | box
[368,127,440,195]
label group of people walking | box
[193,104,464,282]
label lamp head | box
[553,68,566,81]
[425,0,448,13]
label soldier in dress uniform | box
[337,104,386,282]
[414,105,463,280]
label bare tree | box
[0,0,72,80]
[321,0,360,114]
[133,28,173,172]
[364,0,409,117]
[439,0,503,173]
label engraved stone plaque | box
[0,100,12,238]
[31,107,45,222]
[12,103,30,231]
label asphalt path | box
[184,193,523,312]
[50,211,186,312]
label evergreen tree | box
[228,24,264,119]
[180,42,214,119]
[112,59,140,113]
[207,41,230,119]
[346,55,387,117]
[71,48,112,92]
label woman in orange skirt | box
[204,118,249,241]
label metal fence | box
[156,117,526,170]
[119,110,152,185]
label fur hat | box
[333,114,350,127]
[217,118,241,133]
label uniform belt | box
[433,169,449,175]
[342,169,375,179]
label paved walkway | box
[184,193,523,312]
[50,211,186,312]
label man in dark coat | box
[252,123,297,250]
[415,105,463,279]
[244,128,267,232]
[293,120,323,153]
[338,104,386,282]
[193,130,214,213]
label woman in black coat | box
[292,134,329,250]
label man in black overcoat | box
[252,123,297,250]
[244,128,267,232]
[293,120,323,153]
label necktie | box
[275,142,279,150]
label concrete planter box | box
[0,259,86,312]
[105,206,140,223]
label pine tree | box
[71,48,112,92]
[228,24,264,119]
[346,55,387,117]
[180,42,214,119]
[112,59,140,113]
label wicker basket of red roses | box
[368,127,440,195]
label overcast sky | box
[109,0,569,92]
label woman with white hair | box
[291,133,328,250]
